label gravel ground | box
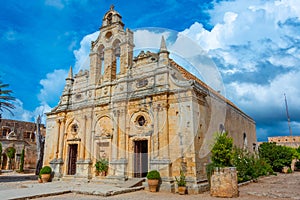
[36,172,300,200]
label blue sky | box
[1,0,299,141]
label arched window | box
[137,116,146,126]
[98,45,105,76]
[2,127,10,137]
[107,13,112,25]
[71,124,79,134]
[219,124,225,134]
[243,132,247,149]
[113,40,121,76]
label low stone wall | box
[210,167,239,198]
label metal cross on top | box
[110,4,114,10]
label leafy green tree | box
[0,142,2,168]
[0,80,16,121]
[259,142,296,172]
[297,146,300,154]
[211,132,233,167]
[19,148,25,172]
[6,147,16,170]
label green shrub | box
[254,157,274,177]
[259,142,296,172]
[211,132,233,167]
[175,169,186,186]
[232,147,273,183]
[0,142,2,165]
[7,147,16,170]
[95,158,109,173]
[19,148,25,172]
[146,170,160,180]
[232,147,253,182]
[295,161,300,170]
[39,166,52,174]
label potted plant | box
[39,166,52,183]
[146,170,160,192]
[175,169,186,195]
[95,158,109,176]
[38,174,42,183]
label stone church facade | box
[44,7,256,192]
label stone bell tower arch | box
[90,5,134,86]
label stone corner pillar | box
[50,158,64,180]
[149,159,174,193]
[107,158,128,181]
[75,159,93,180]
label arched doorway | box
[67,144,78,175]
[2,153,7,170]
[134,140,148,177]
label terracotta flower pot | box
[38,178,42,183]
[178,186,186,195]
[41,174,51,183]
[148,179,159,192]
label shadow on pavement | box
[0,175,38,182]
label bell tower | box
[89,5,134,86]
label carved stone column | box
[50,118,65,180]
[58,118,65,160]
[79,115,87,161]
[55,119,61,159]
[149,101,173,193]
[108,109,127,181]
[76,115,91,180]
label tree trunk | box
[35,115,45,175]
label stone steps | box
[117,178,146,188]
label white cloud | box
[38,69,68,106]
[2,30,18,41]
[226,70,300,120]
[133,29,170,51]
[45,0,64,9]
[178,0,300,140]
[73,31,99,73]
[2,99,50,124]
[2,69,66,124]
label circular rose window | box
[137,115,146,126]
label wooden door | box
[67,144,78,175]
[134,140,148,177]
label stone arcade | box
[44,6,256,193]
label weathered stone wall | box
[225,105,256,152]
[268,136,300,148]
[210,167,239,198]
[0,119,46,170]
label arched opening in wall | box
[2,153,7,169]
[31,133,35,142]
[98,45,105,76]
[2,127,10,137]
[243,132,247,149]
[67,144,78,175]
[134,140,148,178]
[137,115,146,126]
[219,124,225,134]
[106,13,112,25]
[113,39,121,76]
[71,124,78,133]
